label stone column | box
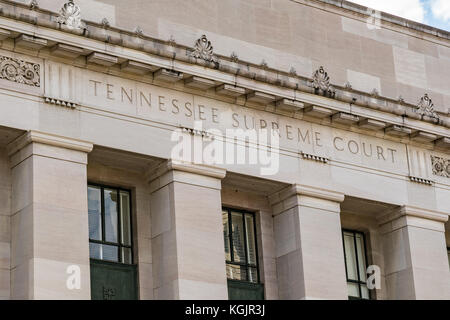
[8,131,93,299]
[379,206,450,300]
[269,184,348,300]
[149,160,228,299]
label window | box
[342,229,370,300]
[88,184,133,264]
[222,208,259,283]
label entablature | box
[0,0,448,153]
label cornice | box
[148,159,227,183]
[309,0,450,41]
[0,0,449,149]
[378,205,449,226]
[269,184,345,205]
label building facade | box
[0,0,449,300]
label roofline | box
[306,0,450,40]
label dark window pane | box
[231,212,245,263]
[447,249,449,270]
[121,247,132,264]
[89,242,101,260]
[245,214,257,265]
[104,189,118,243]
[223,211,231,261]
[102,244,119,262]
[88,186,102,241]
[226,264,247,281]
[120,191,131,246]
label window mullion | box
[117,188,122,263]
[101,187,105,243]
[353,231,363,299]
[242,212,249,282]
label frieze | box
[0,56,40,87]
[431,155,450,178]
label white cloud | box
[430,0,450,21]
[349,0,425,23]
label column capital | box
[269,183,345,206]
[148,159,227,193]
[269,184,345,216]
[378,205,449,233]
[7,130,93,156]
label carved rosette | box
[311,66,335,98]
[431,155,450,178]
[58,0,84,30]
[0,56,40,87]
[416,94,438,119]
[190,35,216,63]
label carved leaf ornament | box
[0,56,40,87]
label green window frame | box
[342,229,370,300]
[222,208,260,284]
[88,184,133,265]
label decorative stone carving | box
[416,94,439,119]
[58,0,83,30]
[409,176,433,185]
[168,35,176,47]
[181,126,213,140]
[311,66,335,98]
[370,88,379,97]
[289,67,297,76]
[101,18,110,28]
[0,56,40,87]
[134,26,144,38]
[260,60,268,69]
[190,35,216,63]
[30,0,39,10]
[44,97,76,109]
[230,52,239,63]
[344,81,352,90]
[431,155,450,178]
[300,152,329,163]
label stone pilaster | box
[8,131,93,299]
[269,184,348,300]
[379,205,450,300]
[148,160,228,299]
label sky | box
[349,0,450,31]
